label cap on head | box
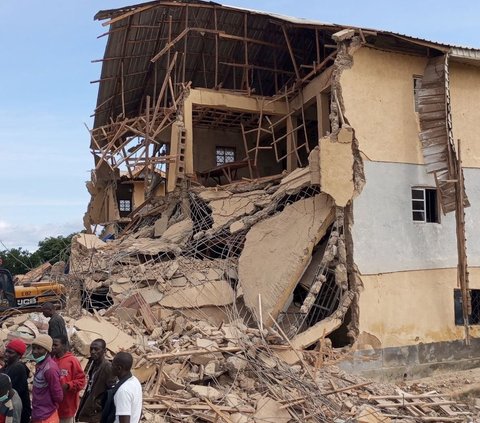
[6,339,27,357]
[33,334,53,353]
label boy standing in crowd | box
[51,336,86,423]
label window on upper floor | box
[412,187,439,223]
[216,146,236,166]
[413,75,422,112]
[119,199,132,212]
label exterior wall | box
[342,47,480,352]
[352,161,480,348]
[132,180,166,209]
[450,62,480,168]
[132,181,144,209]
[352,162,480,274]
[340,47,426,164]
[358,268,480,349]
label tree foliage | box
[0,233,77,275]
[31,234,75,265]
[0,248,36,275]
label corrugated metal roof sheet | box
[92,0,480,132]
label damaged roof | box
[92,0,480,130]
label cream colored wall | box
[193,127,283,179]
[132,181,145,209]
[341,47,426,164]
[132,180,166,208]
[450,62,480,168]
[358,267,480,348]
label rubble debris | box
[159,281,235,309]
[74,315,136,353]
[16,262,52,283]
[239,193,335,326]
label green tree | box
[0,248,37,275]
[31,233,77,265]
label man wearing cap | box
[1,339,31,423]
[31,335,63,423]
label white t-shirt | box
[114,376,143,423]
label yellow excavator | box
[0,268,65,316]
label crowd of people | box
[0,304,143,423]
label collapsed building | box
[81,0,480,380]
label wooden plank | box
[418,103,446,114]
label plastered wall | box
[450,62,480,168]
[340,47,426,164]
[193,127,283,179]
[358,267,480,348]
[352,161,480,274]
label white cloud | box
[0,219,82,253]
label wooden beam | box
[102,4,157,27]
[188,88,288,115]
[282,25,300,80]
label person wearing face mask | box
[0,374,22,423]
[31,335,63,423]
[76,339,115,423]
[0,339,31,423]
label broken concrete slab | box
[209,192,263,229]
[272,167,311,199]
[74,233,106,250]
[254,397,290,423]
[239,194,335,326]
[154,214,169,238]
[74,315,136,353]
[181,306,231,326]
[161,218,193,245]
[189,385,222,401]
[71,330,98,356]
[276,317,342,365]
[160,281,234,309]
[319,127,355,207]
[139,287,164,305]
[197,189,232,202]
[356,405,391,423]
[21,262,52,282]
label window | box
[454,289,480,325]
[119,199,132,212]
[216,146,236,166]
[412,188,439,223]
[413,76,422,112]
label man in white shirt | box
[110,353,142,423]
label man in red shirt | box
[51,336,86,423]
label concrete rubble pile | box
[38,168,472,422]
[0,307,476,422]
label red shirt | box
[53,353,86,418]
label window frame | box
[454,289,480,326]
[413,75,423,112]
[411,187,440,223]
[118,199,132,213]
[215,146,236,167]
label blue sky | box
[0,0,478,252]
